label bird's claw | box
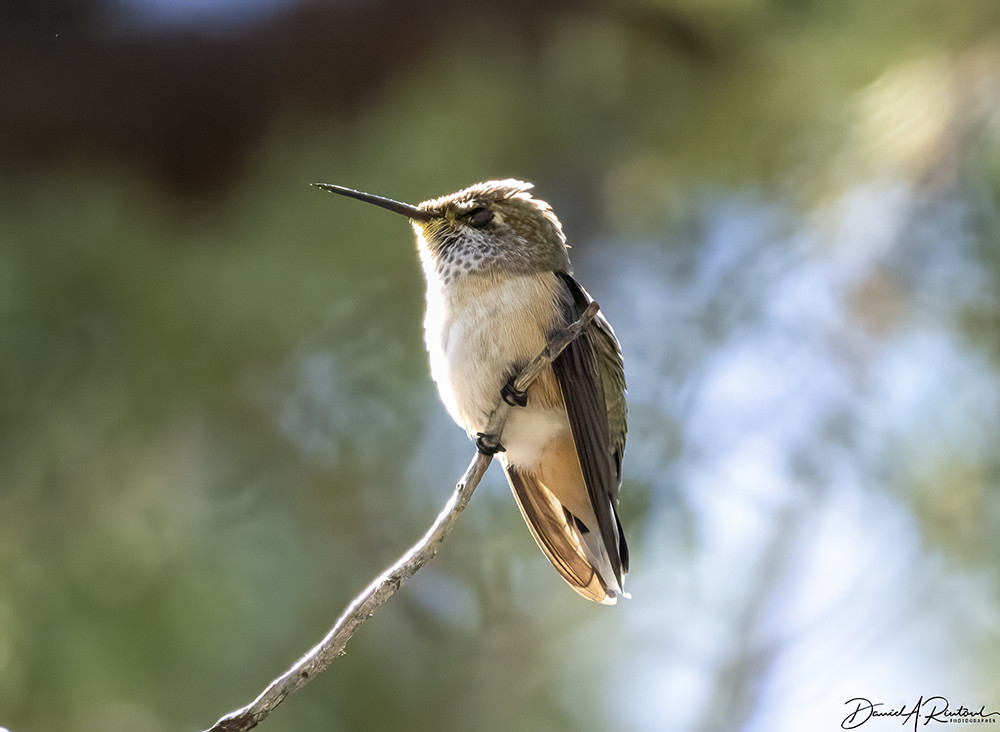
[501,380,528,408]
[475,433,505,455]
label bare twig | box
[203,301,600,732]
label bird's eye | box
[468,206,494,228]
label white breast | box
[423,271,562,435]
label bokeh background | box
[2,1,1000,730]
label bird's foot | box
[475,433,505,455]
[501,379,528,408]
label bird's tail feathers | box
[505,466,627,604]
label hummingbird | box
[315,179,629,604]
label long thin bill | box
[312,183,434,221]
